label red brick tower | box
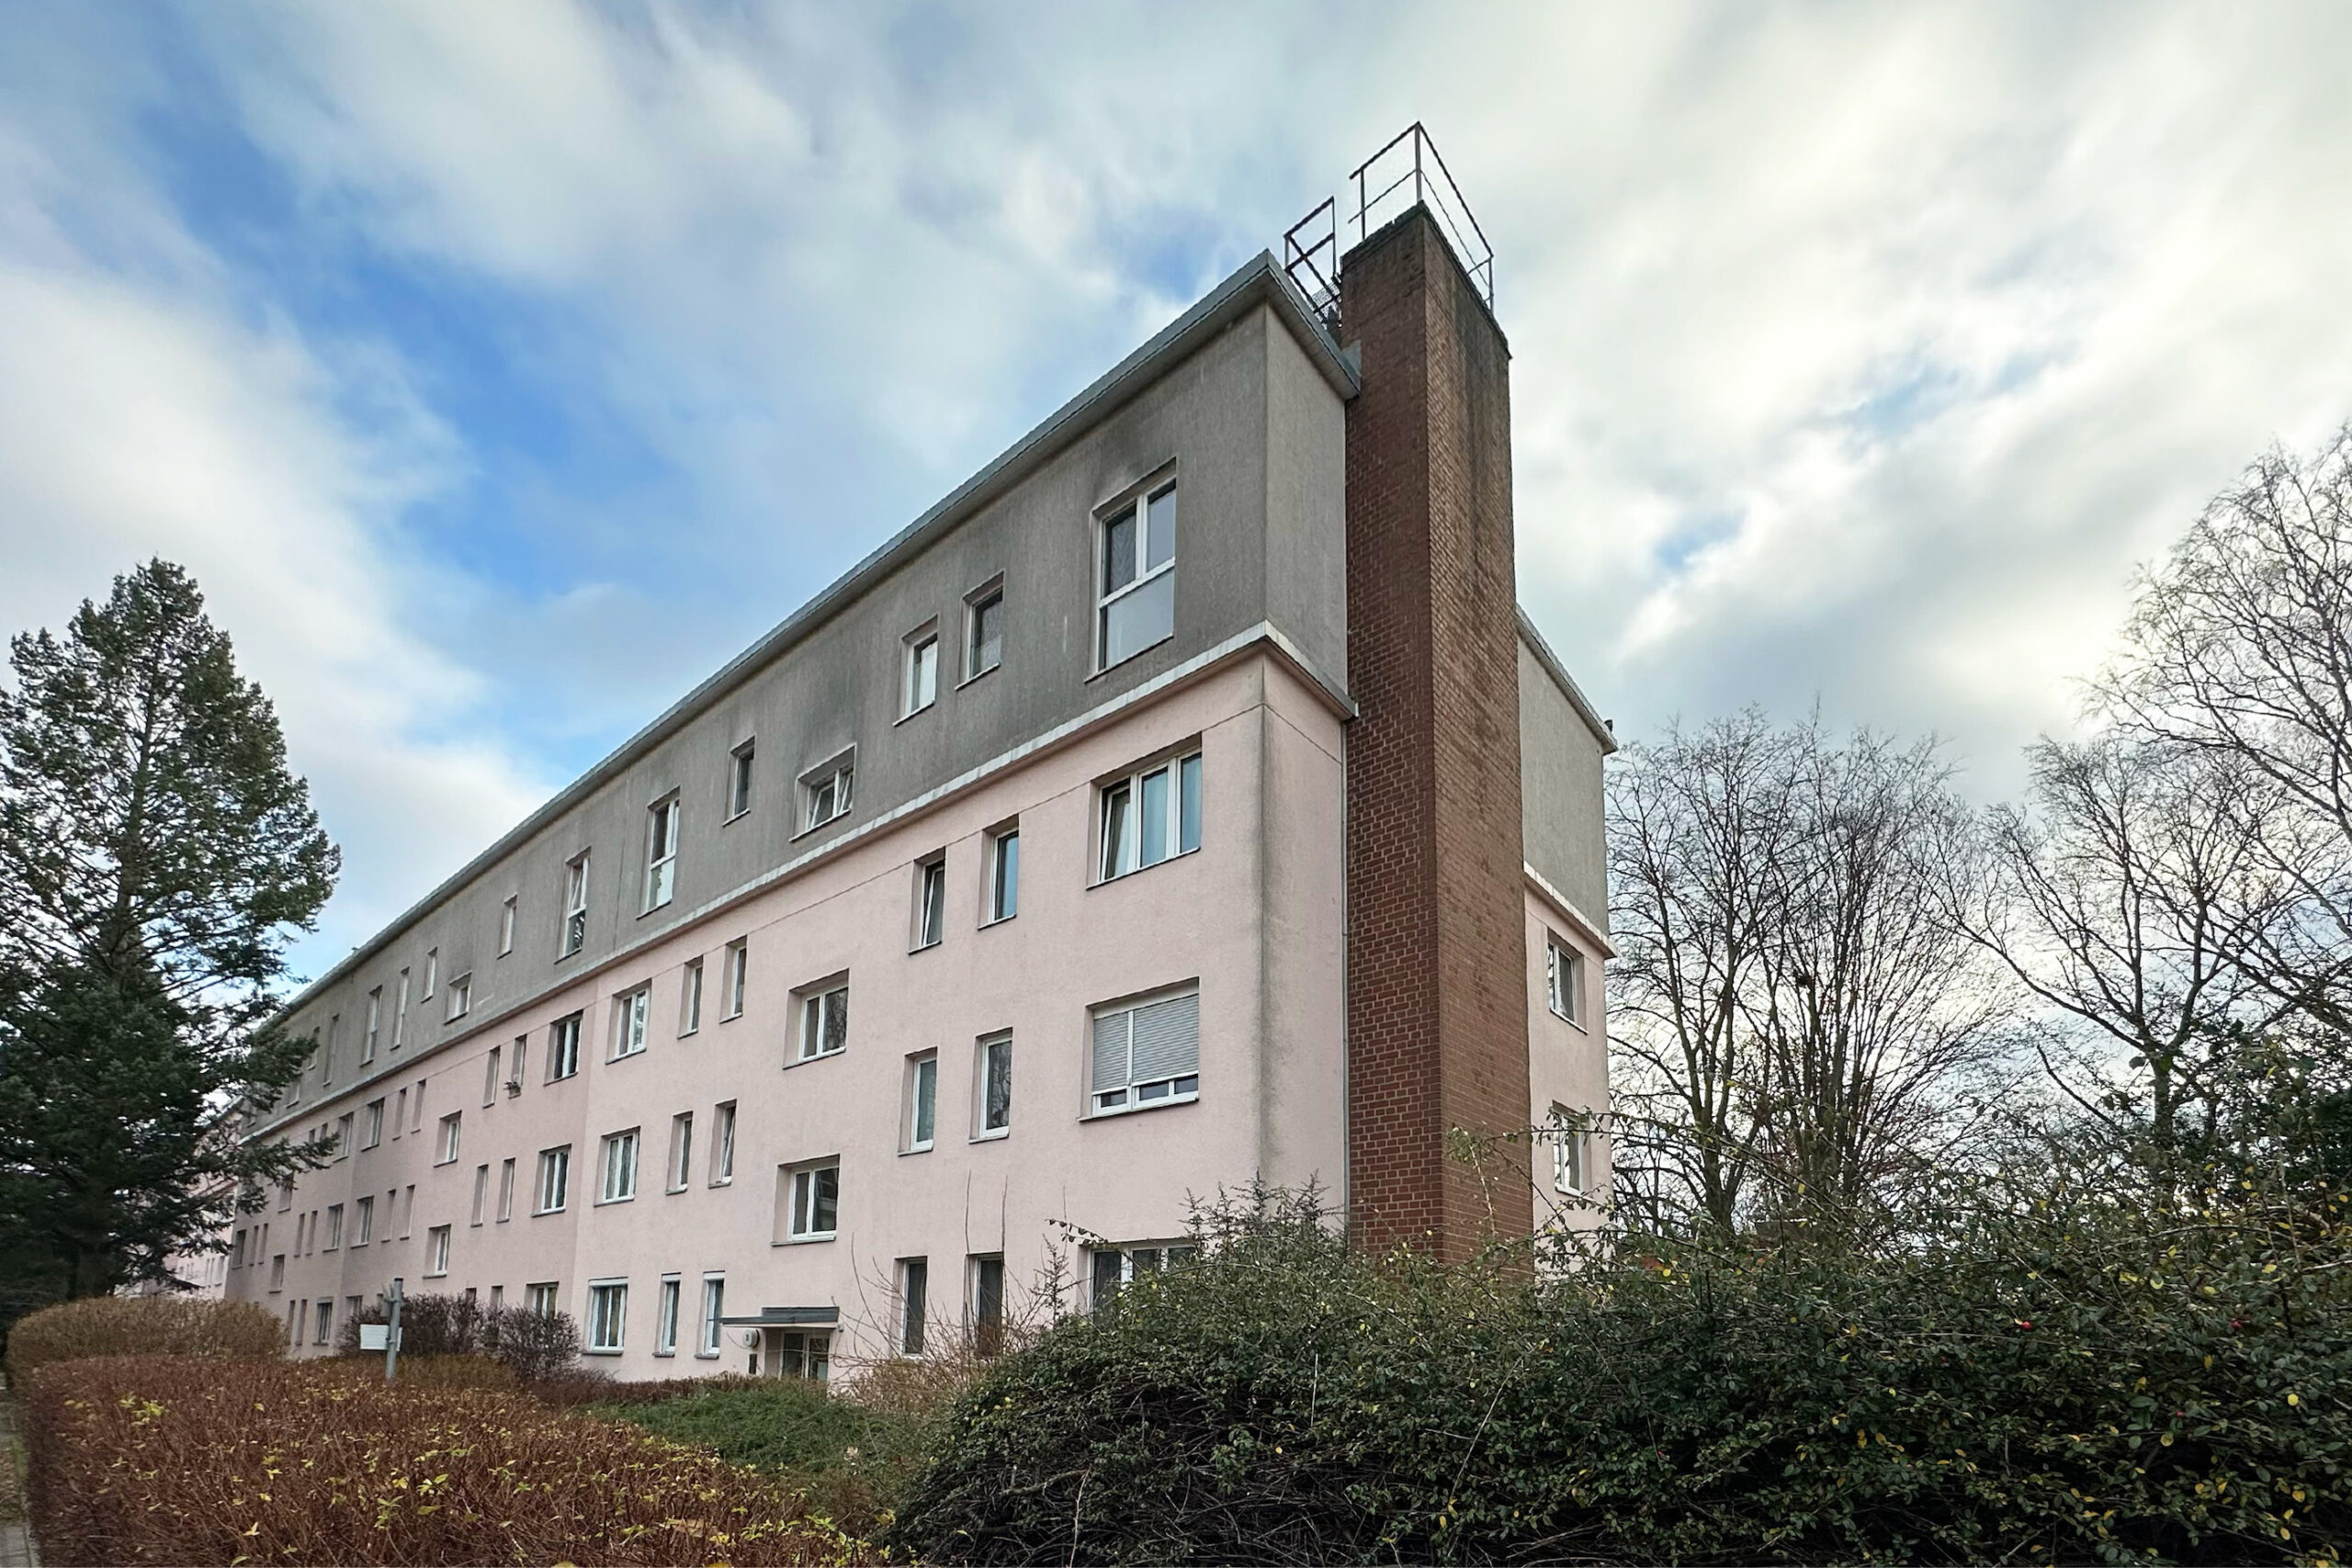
[1341,204,1534,1258]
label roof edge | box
[270,255,1357,1029]
[1516,606,1617,756]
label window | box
[322,1015,339,1085]
[644,796,681,912]
[482,1046,502,1106]
[423,949,438,1001]
[899,1257,929,1355]
[698,1276,726,1358]
[586,1280,627,1353]
[354,1195,375,1247]
[426,1224,451,1277]
[711,1102,737,1185]
[364,987,381,1064]
[401,1184,415,1238]
[499,896,517,956]
[447,973,471,1021]
[335,1112,355,1160]
[1090,988,1200,1114]
[561,852,590,958]
[498,1158,516,1222]
[977,1032,1012,1137]
[536,1145,571,1213]
[972,1255,1007,1356]
[722,940,747,1021]
[1089,1242,1197,1312]
[548,1013,582,1080]
[796,980,849,1062]
[1549,1105,1595,1196]
[437,1111,461,1166]
[612,987,651,1060]
[987,826,1019,923]
[506,1036,526,1093]
[966,580,1004,680]
[802,753,854,830]
[728,740,756,819]
[1545,937,1584,1026]
[600,1129,640,1203]
[324,1204,344,1250]
[784,1161,839,1242]
[393,968,410,1047]
[412,1081,426,1132]
[471,1164,490,1224]
[526,1282,560,1317]
[680,958,704,1035]
[1096,479,1176,669]
[270,1254,286,1292]
[903,626,940,716]
[1098,750,1202,881]
[655,1275,682,1356]
[905,1053,937,1152]
[668,1112,694,1192]
[913,856,946,950]
[314,1299,334,1346]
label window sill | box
[784,1047,845,1072]
[901,1142,934,1156]
[583,1348,622,1358]
[532,1208,566,1218]
[678,1026,699,1039]
[777,1233,835,1247]
[908,937,942,955]
[1085,1091,1201,1122]
[694,1349,721,1360]
[594,1195,637,1207]
[790,811,852,843]
[1089,844,1200,890]
[893,703,935,728]
[1086,628,1174,682]
[637,902,673,921]
[652,1348,676,1359]
[1549,1008,1590,1034]
[666,1183,688,1195]
[723,807,751,827]
[978,912,1016,931]
[608,1050,647,1065]
[956,661,1001,691]
[970,1127,1011,1144]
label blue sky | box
[5,2,2351,982]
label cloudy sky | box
[6,2,2350,979]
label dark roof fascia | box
[1516,606,1617,756]
[270,254,1356,1027]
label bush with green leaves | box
[889,1183,2352,1565]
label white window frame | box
[899,1256,929,1357]
[1089,1240,1198,1311]
[1096,750,1203,882]
[334,1111,354,1160]
[611,987,651,1061]
[393,968,410,1047]
[586,1280,628,1354]
[426,1224,451,1278]
[497,1157,515,1223]
[905,1052,938,1153]
[354,1195,374,1247]
[1094,478,1177,671]
[668,1112,694,1192]
[1545,937,1584,1026]
[680,958,705,1035]
[801,752,855,832]
[548,1013,582,1080]
[965,578,1004,682]
[505,1035,526,1094]
[482,1046,502,1106]
[728,739,756,820]
[986,825,1019,924]
[364,1099,384,1148]
[436,1111,461,1166]
[536,1145,571,1214]
[654,1274,682,1356]
[600,1128,640,1204]
[976,1032,1012,1139]
[560,852,590,959]
[423,949,437,1001]
[526,1281,560,1317]
[721,939,748,1021]
[795,979,849,1062]
[643,795,681,912]
[698,1275,726,1358]
[470,1163,489,1225]
[785,1160,840,1242]
[711,1101,737,1185]
[913,856,946,951]
[324,1203,343,1250]
[446,972,471,1022]
[1550,1105,1593,1196]
[499,895,517,957]
[1089,986,1201,1116]
[902,624,940,717]
[363,987,381,1063]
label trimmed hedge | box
[889,1189,2352,1565]
[22,1355,857,1566]
[4,1295,281,1380]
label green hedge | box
[888,1190,2352,1564]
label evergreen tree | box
[0,559,336,1318]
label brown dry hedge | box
[5,1295,283,1380]
[23,1355,862,1566]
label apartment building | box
[226,195,1615,1380]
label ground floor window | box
[1088,1241,1196,1312]
[587,1280,628,1353]
[763,1329,830,1381]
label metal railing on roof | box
[1282,122,1497,330]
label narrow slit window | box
[561,853,591,958]
[728,740,755,819]
[644,797,681,912]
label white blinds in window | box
[1093,992,1199,1092]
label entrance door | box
[759,1328,832,1381]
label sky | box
[4,2,2350,983]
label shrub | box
[4,1295,282,1381]
[889,1185,2352,1565]
[484,1303,581,1381]
[336,1294,581,1382]
[22,1355,857,1566]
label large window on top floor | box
[644,795,680,912]
[801,751,854,831]
[1098,750,1202,882]
[1097,479,1176,671]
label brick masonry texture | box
[1341,208,1535,1260]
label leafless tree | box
[1608,711,2011,1237]
[2098,426,2352,1027]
